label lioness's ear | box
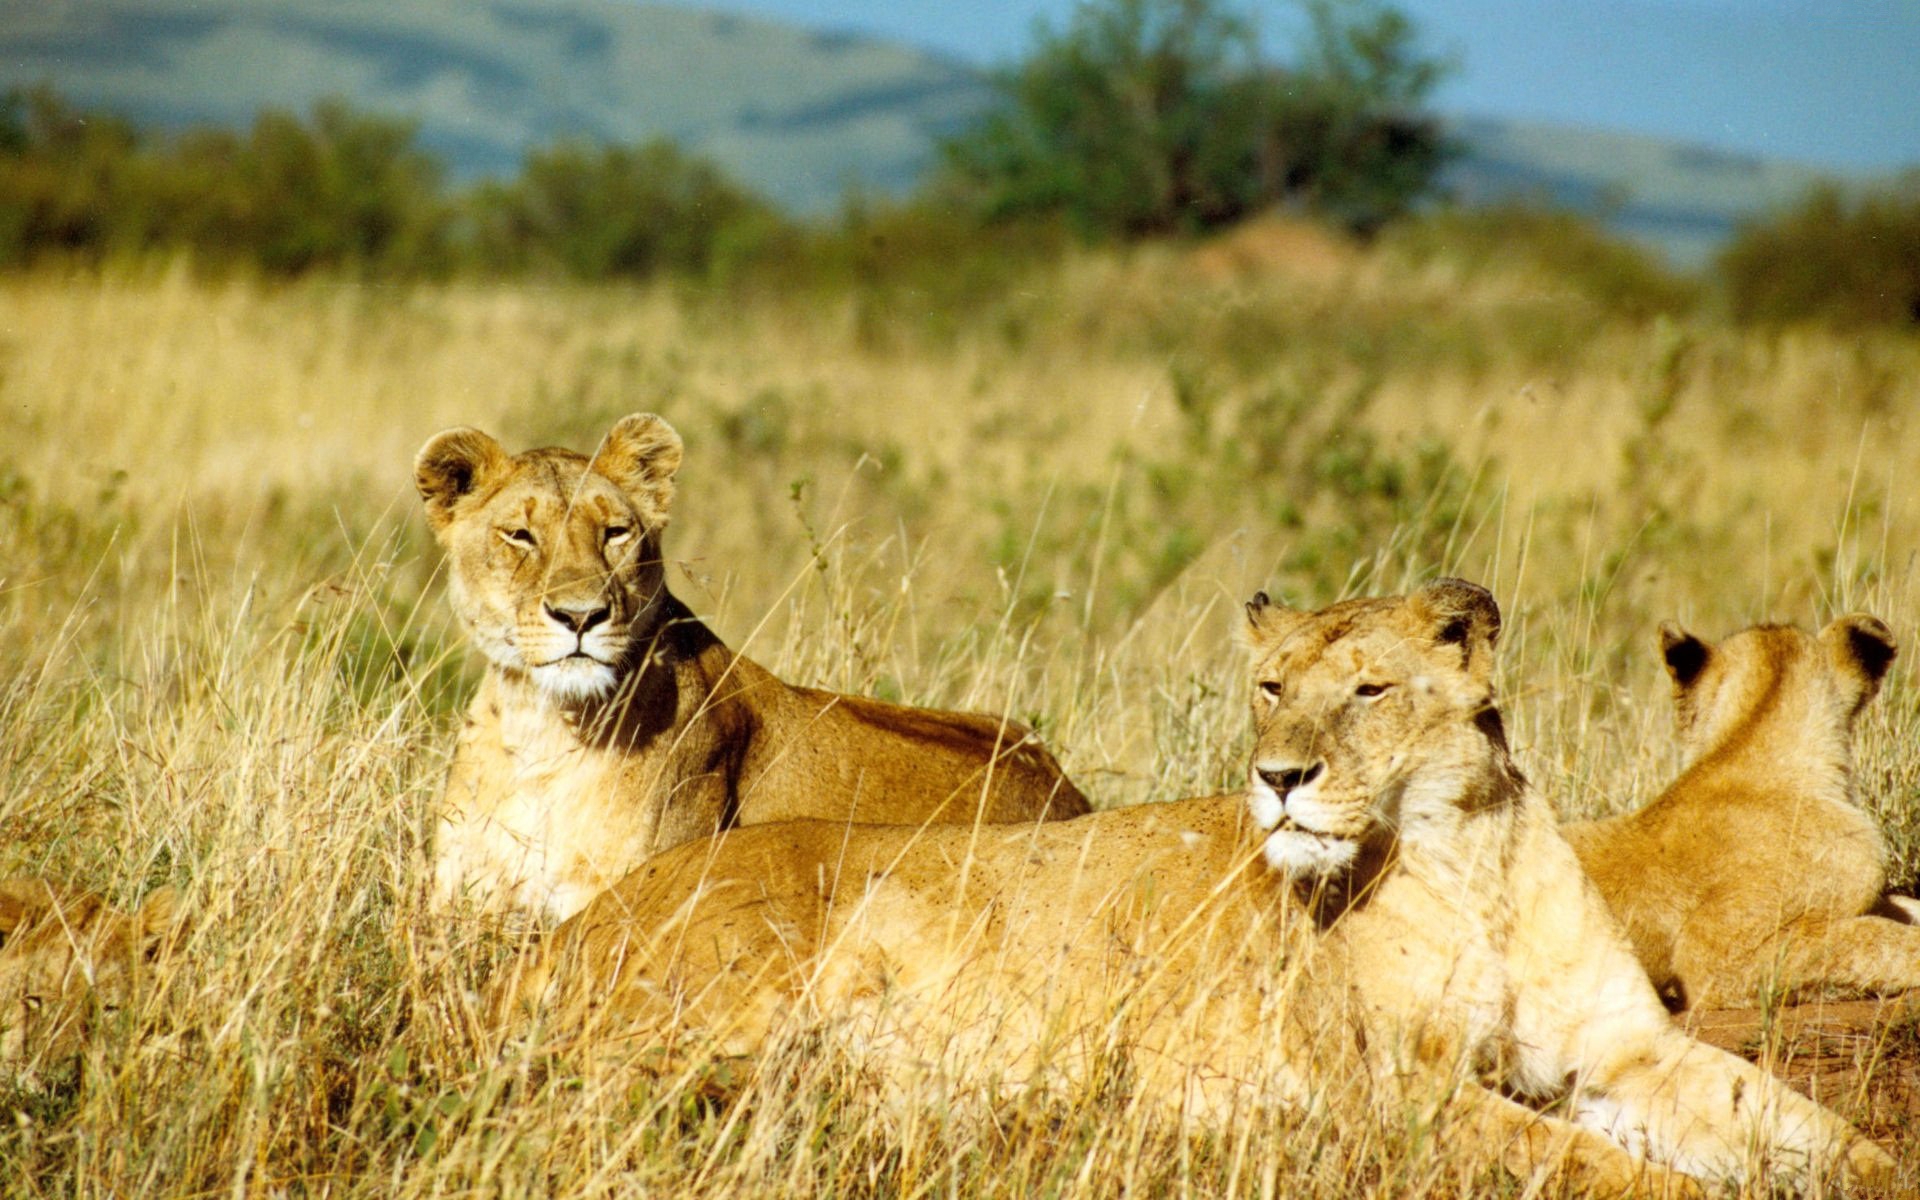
[1238,589,1305,651]
[1410,578,1501,676]
[0,876,62,939]
[1658,622,1712,691]
[1823,613,1896,699]
[415,427,510,536]
[591,414,683,526]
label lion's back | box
[737,685,1090,826]
[511,795,1253,1052]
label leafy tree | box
[939,0,1451,238]
[939,0,1266,237]
[1274,0,1452,232]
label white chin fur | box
[533,658,620,702]
[1262,828,1358,877]
[1247,785,1284,831]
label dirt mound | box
[1184,216,1360,286]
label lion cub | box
[0,878,180,1079]
[416,414,1087,921]
[494,581,1889,1192]
[1567,614,1919,1008]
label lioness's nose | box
[1257,761,1324,794]
[544,601,610,634]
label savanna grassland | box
[3,221,1919,1196]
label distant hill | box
[1445,117,1839,266]
[0,0,1846,261]
[0,0,993,213]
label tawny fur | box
[494,580,1890,1193]
[1566,615,1918,1008]
[417,414,1087,922]
[0,878,179,1077]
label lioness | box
[496,580,1890,1191]
[1567,614,1920,1008]
[0,878,178,1077]
[416,414,1088,920]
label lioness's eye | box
[499,528,537,549]
[22,996,42,1012]
[1356,682,1391,698]
[1258,681,1282,699]
[604,526,633,546]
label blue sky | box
[682,0,1920,172]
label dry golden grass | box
[2,228,1918,1194]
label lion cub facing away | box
[496,581,1889,1192]
[1567,614,1920,1009]
[416,414,1087,922]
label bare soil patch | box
[1685,995,1920,1148]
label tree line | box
[0,0,1450,279]
[1,0,1912,328]
[0,86,778,281]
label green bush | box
[735,197,1070,340]
[1716,178,1920,329]
[465,139,783,281]
[1383,202,1700,318]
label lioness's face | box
[442,460,659,702]
[1240,580,1509,879]
[415,415,684,704]
[1659,613,1896,758]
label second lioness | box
[495,581,1889,1192]
[416,414,1088,921]
[1567,614,1920,1007]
